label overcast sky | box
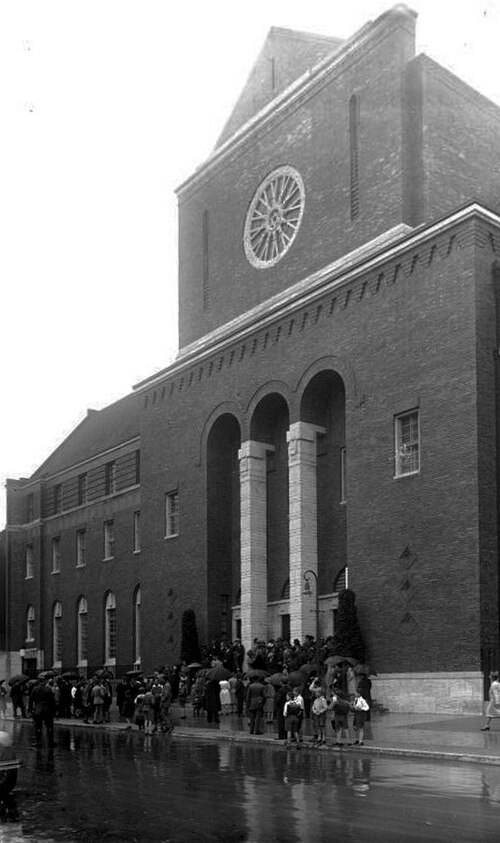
[1,0,500,528]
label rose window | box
[244,166,305,268]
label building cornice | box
[134,203,500,394]
[176,5,416,200]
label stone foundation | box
[373,672,484,714]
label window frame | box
[394,409,420,478]
[52,601,63,666]
[105,461,116,496]
[78,472,88,506]
[51,536,61,574]
[25,543,34,579]
[105,592,117,664]
[133,510,141,553]
[26,605,35,642]
[77,596,88,665]
[103,519,115,560]
[76,528,86,567]
[165,490,179,538]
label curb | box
[8,716,500,767]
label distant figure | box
[10,683,27,719]
[245,677,265,735]
[481,671,500,731]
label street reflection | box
[0,725,498,842]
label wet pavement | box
[0,708,499,841]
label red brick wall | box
[178,14,415,348]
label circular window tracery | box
[244,166,305,269]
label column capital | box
[286,421,326,445]
[238,440,275,462]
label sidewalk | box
[28,704,500,767]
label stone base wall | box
[373,672,484,714]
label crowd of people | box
[1,634,376,748]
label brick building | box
[4,5,500,712]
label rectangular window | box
[53,484,62,514]
[105,462,116,496]
[340,446,347,504]
[133,511,141,553]
[76,529,86,567]
[25,543,34,579]
[395,410,420,477]
[26,493,34,523]
[104,519,115,559]
[78,473,88,506]
[51,537,61,574]
[165,491,179,538]
[135,450,140,485]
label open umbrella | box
[8,674,28,686]
[324,655,357,667]
[288,671,306,687]
[353,664,377,676]
[61,671,81,680]
[265,673,289,686]
[125,669,143,678]
[248,669,269,681]
[38,670,58,680]
[205,666,231,682]
[187,662,203,670]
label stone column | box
[239,440,272,654]
[287,421,325,642]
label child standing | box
[329,690,351,747]
[283,690,301,748]
[311,687,328,746]
[142,688,155,735]
[352,691,370,745]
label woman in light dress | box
[219,678,232,715]
[481,671,500,731]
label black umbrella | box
[353,664,377,676]
[265,672,288,686]
[187,662,203,670]
[8,674,28,686]
[61,671,81,680]
[125,669,143,678]
[248,669,269,681]
[205,666,231,682]
[38,670,58,680]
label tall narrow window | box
[76,529,86,567]
[349,94,360,221]
[26,605,35,642]
[395,410,420,477]
[165,491,179,538]
[52,602,63,666]
[134,450,141,485]
[77,597,88,664]
[103,520,115,559]
[105,462,116,495]
[26,493,34,523]
[105,592,117,662]
[25,544,34,579]
[340,447,347,504]
[133,511,141,553]
[202,210,210,311]
[53,484,62,514]
[78,473,88,506]
[51,537,61,574]
[134,587,141,666]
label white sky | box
[1,0,500,528]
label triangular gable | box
[215,27,344,149]
[32,391,141,478]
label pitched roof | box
[215,27,344,148]
[32,391,141,478]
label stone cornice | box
[176,5,416,200]
[134,203,500,396]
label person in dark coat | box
[245,677,265,735]
[204,678,221,724]
[31,679,58,747]
[275,682,289,740]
